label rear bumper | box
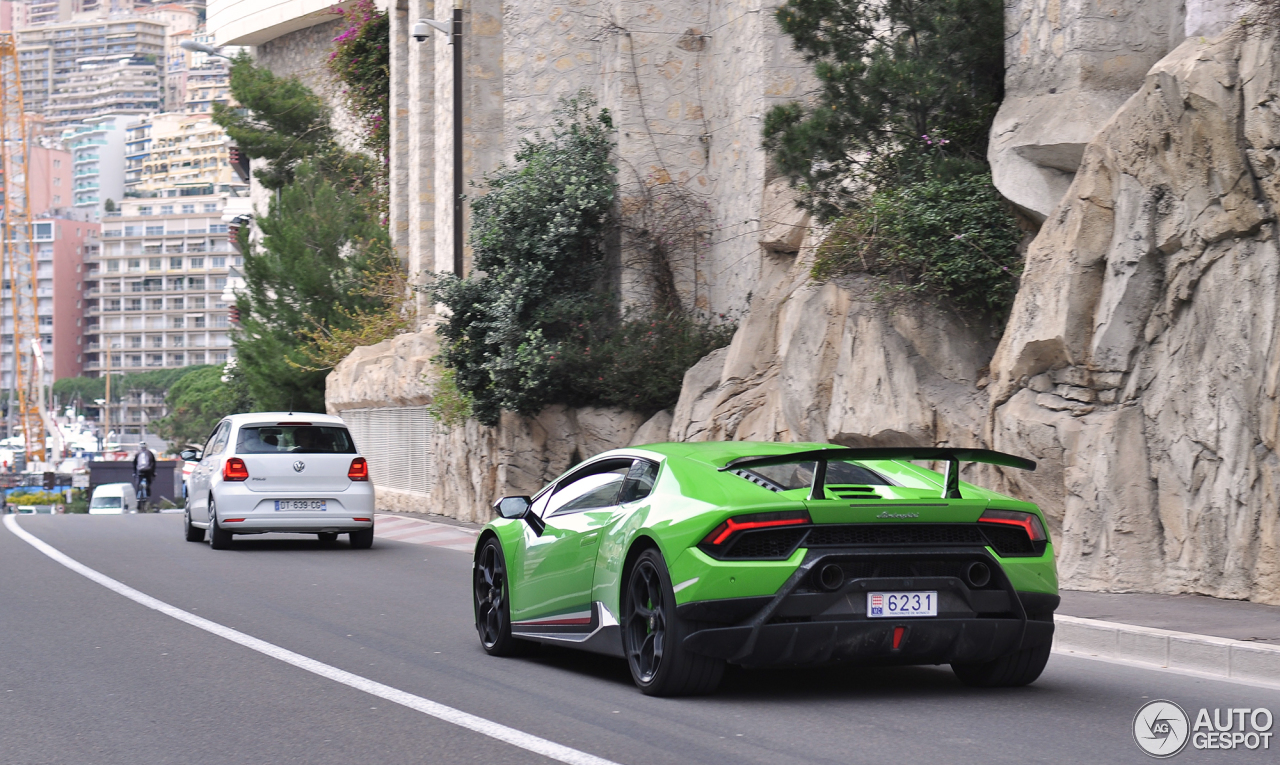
[678,547,1058,668]
[211,481,375,529]
[219,515,374,534]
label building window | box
[182,204,195,214]
[187,277,205,289]
[171,316,184,328]
[211,256,226,268]
[150,336,163,348]
[171,353,185,365]
[189,257,204,269]
[191,352,205,364]
[169,257,182,269]
[147,298,162,310]
[107,299,121,311]
[233,256,243,267]
[107,260,120,272]
[126,299,141,311]
[145,226,164,236]
[148,354,163,367]
[127,259,141,271]
[190,296,205,309]
[138,206,152,216]
[169,298,184,310]
[148,258,162,271]
[192,316,206,328]
[203,203,218,213]
[171,335,184,347]
[160,205,173,215]
[213,351,228,363]
[212,277,226,290]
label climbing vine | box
[328,0,391,159]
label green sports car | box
[473,442,1058,696]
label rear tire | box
[183,503,204,542]
[622,548,724,696]
[208,500,233,550]
[317,532,339,544]
[951,641,1052,687]
[349,527,374,549]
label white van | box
[89,483,138,514]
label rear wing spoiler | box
[719,447,1036,501]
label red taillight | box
[222,457,249,481]
[702,510,810,546]
[353,517,371,522]
[979,508,1047,542]
[224,518,246,523]
[348,457,369,481]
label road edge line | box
[2,514,621,765]
[1053,614,1280,690]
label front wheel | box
[473,537,533,656]
[622,548,724,696]
[183,503,204,542]
[951,641,1052,687]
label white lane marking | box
[3,515,621,765]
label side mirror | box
[493,495,545,536]
[180,449,198,461]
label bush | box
[812,170,1023,316]
[328,0,391,158]
[7,491,64,506]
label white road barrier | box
[2,514,622,765]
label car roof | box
[92,483,133,493]
[222,412,348,427]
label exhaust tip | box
[966,561,991,588]
[816,563,845,592]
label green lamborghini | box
[473,442,1058,696]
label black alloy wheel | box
[183,501,204,542]
[473,538,530,656]
[621,548,724,696]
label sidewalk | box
[1054,589,1280,688]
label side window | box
[201,423,224,458]
[546,460,633,516]
[618,460,659,504]
[206,422,231,457]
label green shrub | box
[812,170,1023,316]
[7,491,64,506]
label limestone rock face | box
[989,27,1280,603]
[423,405,650,522]
[324,328,439,412]
[667,250,998,454]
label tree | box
[430,97,618,424]
[153,365,253,449]
[763,0,1005,221]
[234,161,394,411]
[213,53,341,190]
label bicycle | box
[136,474,152,513]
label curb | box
[1054,614,1280,689]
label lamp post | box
[413,1,464,277]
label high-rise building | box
[84,186,242,377]
[17,17,165,124]
[62,114,127,222]
[12,145,71,218]
[124,112,237,193]
[0,217,99,388]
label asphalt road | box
[3,514,1279,765]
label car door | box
[512,458,636,623]
[191,421,229,521]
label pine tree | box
[763,0,1005,220]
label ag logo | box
[293,460,306,473]
[1134,700,1190,758]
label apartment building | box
[24,145,72,217]
[17,17,165,122]
[124,112,237,193]
[0,217,100,389]
[62,114,127,222]
[84,186,243,377]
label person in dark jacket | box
[133,442,156,508]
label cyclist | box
[133,441,156,511]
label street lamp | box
[413,0,464,277]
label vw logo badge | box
[293,460,306,473]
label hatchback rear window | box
[236,426,357,454]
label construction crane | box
[0,33,46,464]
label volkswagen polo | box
[181,412,375,549]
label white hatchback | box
[181,412,376,549]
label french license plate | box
[274,499,327,511]
[868,591,937,618]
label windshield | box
[235,425,358,455]
[91,496,123,508]
[744,460,893,490]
